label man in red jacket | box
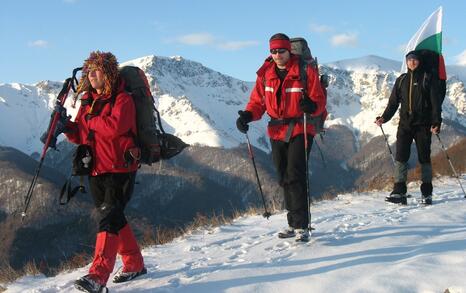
[236,33,326,242]
[49,51,146,293]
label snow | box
[4,176,466,293]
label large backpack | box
[119,66,189,165]
[290,37,328,134]
[418,49,447,102]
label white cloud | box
[175,33,215,46]
[330,33,358,47]
[217,41,259,51]
[173,33,258,51]
[455,49,466,66]
[28,40,48,48]
[310,23,333,33]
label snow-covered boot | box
[113,267,147,283]
[295,228,311,242]
[386,182,408,205]
[278,226,295,239]
[420,182,433,205]
[74,274,108,293]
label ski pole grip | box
[71,67,82,92]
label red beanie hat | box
[269,33,291,51]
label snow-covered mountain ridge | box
[1,54,465,155]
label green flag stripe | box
[415,32,442,54]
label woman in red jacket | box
[236,33,326,242]
[61,51,146,293]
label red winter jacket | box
[65,82,138,175]
[245,55,327,141]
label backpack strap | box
[59,175,86,205]
[422,72,431,93]
[261,56,274,91]
[397,73,407,94]
[298,58,308,98]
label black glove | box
[299,98,317,114]
[40,103,70,148]
[431,123,441,134]
[375,116,385,126]
[236,110,253,134]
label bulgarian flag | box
[401,6,446,80]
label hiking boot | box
[74,274,108,293]
[386,182,408,205]
[278,227,295,239]
[420,182,433,205]
[385,193,408,205]
[295,228,311,242]
[113,267,147,283]
[421,195,432,205]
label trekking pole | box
[303,113,312,229]
[314,139,326,168]
[379,124,396,165]
[435,134,466,198]
[245,133,271,219]
[21,67,81,221]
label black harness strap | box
[268,116,321,142]
[59,175,86,205]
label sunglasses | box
[270,48,288,55]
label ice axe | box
[21,67,82,221]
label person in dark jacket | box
[375,50,442,205]
[46,51,147,293]
[236,33,327,242]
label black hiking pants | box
[395,125,432,164]
[89,172,137,234]
[271,134,312,229]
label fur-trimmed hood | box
[75,51,120,99]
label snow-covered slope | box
[0,81,78,155]
[4,176,466,292]
[1,55,465,155]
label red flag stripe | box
[438,54,447,80]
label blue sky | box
[1,0,465,84]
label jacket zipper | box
[408,71,413,114]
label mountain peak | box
[170,55,184,61]
[325,55,401,73]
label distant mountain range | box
[1,54,465,155]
